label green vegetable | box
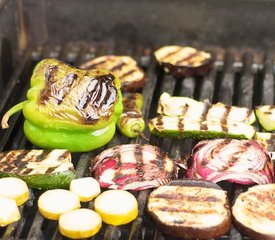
[1,59,123,152]
[117,93,145,138]
[158,92,255,124]
[0,149,75,190]
[148,116,255,140]
[255,105,275,131]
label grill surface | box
[0,42,274,240]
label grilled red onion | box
[187,139,274,185]
[91,144,176,190]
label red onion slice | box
[187,139,274,185]
[91,144,176,190]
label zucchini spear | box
[149,116,255,140]
[0,149,75,189]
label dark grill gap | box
[0,43,273,240]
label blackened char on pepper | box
[40,63,118,124]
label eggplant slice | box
[79,55,146,92]
[154,45,213,78]
[232,184,275,240]
[147,179,232,239]
[91,144,176,190]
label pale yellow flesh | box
[59,208,102,239]
[0,197,21,227]
[256,106,275,131]
[94,190,138,226]
[0,177,29,206]
[148,185,230,228]
[38,189,80,220]
[70,177,101,202]
[233,184,275,235]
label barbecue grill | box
[1,0,275,239]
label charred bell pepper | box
[117,92,145,138]
[1,58,123,152]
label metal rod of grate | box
[0,42,273,240]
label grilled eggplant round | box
[147,179,232,239]
[154,45,213,78]
[232,184,275,240]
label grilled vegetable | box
[254,132,275,156]
[69,177,101,202]
[117,93,145,138]
[80,55,146,92]
[255,105,275,131]
[154,45,212,78]
[94,190,138,226]
[158,92,255,124]
[0,177,29,206]
[1,58,123,152]
[232,184,275,240]
[38,189,80,220]
[91,144,176,190]
[149,116,255,140]
[147,179,231,239]
[0,149,75,189]
[59,209,102,239]
[0,197,21,227]
[187,139,274,185]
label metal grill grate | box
[0,42,274,240]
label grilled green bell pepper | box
[1,58,123,152]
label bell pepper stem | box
[1,101,28,129]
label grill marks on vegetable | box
[76,73,117,122]
[154,46,212,67]
[40,64,118,123]
[91,144,175,190]
[41,65,78,105]
[0,149,72,175]
[80,55,146,92]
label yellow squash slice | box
[59,208,102,239]
[0,197,21,227]
[70,177,101,202]
[0,177,29,206]
[38,189,80,220]
[94,190,138,226]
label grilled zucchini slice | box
[149,116,255,140]
[255,105,275,131]
[158,92,255,124]
[0,149,75,189]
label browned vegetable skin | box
[154,46,213,78]
[79,55,146,92]
[147,179,232,239]
[232,184,275,240]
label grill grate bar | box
[238,51,255,108]
[261,51,275,105]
